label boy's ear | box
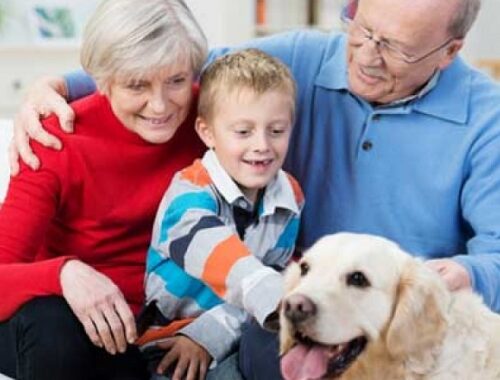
[195,116,215,149]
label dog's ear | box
[279,299,296,354]
[385,259,448,359]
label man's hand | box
[60,260,137,354]
[10,75,74,175]
[156,335,212,380]
[426,258,472,291]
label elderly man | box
[9,0,500,379]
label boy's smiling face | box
[196,87,294,203]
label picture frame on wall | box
[27,1,77,44]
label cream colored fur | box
[280,233,500,379]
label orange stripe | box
[180,160,212,187]
[135,318,195,346]
[202,235,251,298]
[286,173,304,204]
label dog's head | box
[280,233,449,380]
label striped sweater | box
[145,149,304,362]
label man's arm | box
[64,70,97,101]
[9,70,94,175]
[451,89,500,312]
[10,75,74,174]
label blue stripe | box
[170,215,224,268]
[257,198,265,217]
[148,247,222,310]
[275,217,300,249]
[159,192,217,243]
[146,246,163,274]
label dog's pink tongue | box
[281,344,329,380]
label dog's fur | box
[280,233,500,380]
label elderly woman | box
[0,0,227,379]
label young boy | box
[142,48,304,377]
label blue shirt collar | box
[411,57,471,124]
[314,33,349,91]
[314,33,471,124]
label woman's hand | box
[10,75,75,175]
[60,260,137,354]
[156,335,212,380]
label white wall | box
[185,0,254,47]
[0,0,98,45]
[0,0,254,48]
[460,0,500,63]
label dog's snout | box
[284,293,317,324]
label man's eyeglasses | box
[341,14,456,64]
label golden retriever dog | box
[280,233,500,380]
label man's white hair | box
[449,0,481,38]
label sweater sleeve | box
[0,164,73,321]
[147,172,283,326]
[179,303,247,364]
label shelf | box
[0,42,80,53]
[254,0,343,37]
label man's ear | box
[195,116,215,149]
[438,38,464,70]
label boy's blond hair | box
[198,49,297,122]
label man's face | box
[347,0,462,104]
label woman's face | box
[107,59,194,144]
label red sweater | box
[0,93,204,320]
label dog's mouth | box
[281,333,368,380]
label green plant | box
[0,2,6,32]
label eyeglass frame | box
[341,13,460,65]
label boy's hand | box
[156,335,212,380]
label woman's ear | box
[195,116,215,149]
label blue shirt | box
[66,31,500,311]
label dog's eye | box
[299,261,310,276]
[346,271,370,288]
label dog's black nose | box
[283,293,317,324]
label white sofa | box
[0,119,13,202]
[0,120,15,380]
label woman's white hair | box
[81,0,208,91]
